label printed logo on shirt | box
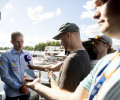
[12,67,18,71]
[12,62,18,71]
[13,62,16,66]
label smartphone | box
[25,69,35,81]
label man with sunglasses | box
[91,35,113,60]
[90,35,114,68]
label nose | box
[93,8,101,19]
[19,42,23,46]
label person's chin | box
[19,48,22,51]
[100,26,108,34]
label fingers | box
[45,69,50,72]
[25,78,41,90]
[19,83,30,95]
[28,65,33,69]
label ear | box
[10,40,13,44]
[66,32,71,39]
[104,43,109,48]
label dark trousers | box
[5,94,30,100]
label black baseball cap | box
[53,22,79,40]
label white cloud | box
[27,6,61,22]
[80,24,102,40]
[0,30,11,47]
[56,8,61,16]
[24,34,53,46]
[2,3,13,18]
[9,17,15,24]
[80,10,94,19]
[81,0,94,19]
[0,29,53,47]
[4,3,13,9]
[83,0,94,11]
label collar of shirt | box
[11,48,25,55]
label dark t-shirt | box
[57,50,91,92]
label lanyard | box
[89,49,120,100]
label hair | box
[11,31,23,42]
[107,47,116,54]
[104,43,115,54]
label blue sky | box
[0,0,119,47]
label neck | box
[96,52,107,60]
[14,48,22,54]
[70,42,85,53]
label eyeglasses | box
[95,36,110,45]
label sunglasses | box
[95,36,110,45]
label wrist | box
[34,82,40,90]
[19,83,24,90]
[49,77,56,83]
[19,84,24,88]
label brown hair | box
[11,31,23,42]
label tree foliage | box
[0,41,61,51]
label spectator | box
[90,35,114,68]
[28,22,91,92]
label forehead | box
[14,36,23,41]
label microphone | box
[24,55,31,65]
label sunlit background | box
[0,0,120,48]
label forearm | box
[32,63,62,71]
[33,65,52,71]
[1,75,21,90]
[33,83,73,100]
[50,78,59,89]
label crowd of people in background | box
[0,0,120,100]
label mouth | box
[98,19,105,25]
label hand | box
[47,71,56,80]
[25,78,40,90]
[19,83,30,95]
[28,64,34,69]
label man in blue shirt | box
[0,31,33,100]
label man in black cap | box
[28,22,91,92]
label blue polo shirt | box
[0,49,33,97]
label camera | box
[82,39,97,60]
